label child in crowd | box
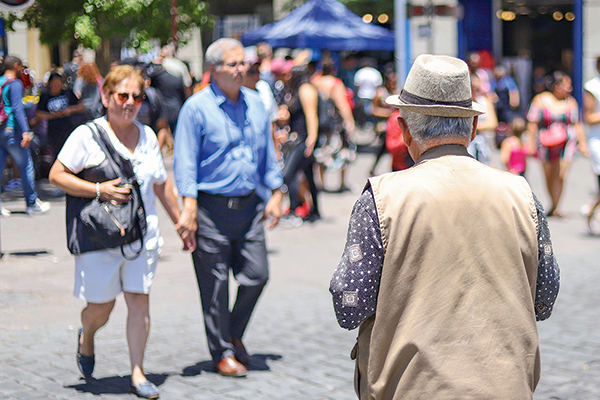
[500,117,528,177]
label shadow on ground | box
[182,353,283,377]
[7,249,51,257]
[66,373,168,395]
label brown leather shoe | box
[214,356,247,377]
[231,337,251,366]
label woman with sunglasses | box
[49,65,193,399]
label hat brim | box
[386,95,486,118]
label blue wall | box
[458,0,492,60]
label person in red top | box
[385,109,414,171]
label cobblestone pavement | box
[0,142,599,399]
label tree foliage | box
[279,0,393,19]
[2,0,213,50]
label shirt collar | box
[210,81,245,107]
[417,144,472,163]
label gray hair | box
[205,38,243,67]
[402,110,474,145]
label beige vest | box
[356,145,540,400]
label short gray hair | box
[205,38,243,67]
[402,110,474,145]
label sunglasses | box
[115,92,145,104]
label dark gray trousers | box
[191,191,269,362]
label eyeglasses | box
[222,60,247,69]
[115,92,145,104]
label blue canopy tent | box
[241,0,395,51]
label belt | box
[198,191,256,210]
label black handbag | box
[66,122,147,259]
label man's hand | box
[176,197,198,251]
[264,188,283,229]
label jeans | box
[0,128,38,206]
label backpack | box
[0,78,15,126]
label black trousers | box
[191,191,269,362]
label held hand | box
[175,208,197,252]
[99,178,132,204]
[264,189,283,229]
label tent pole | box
[395,0,409,86]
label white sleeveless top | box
[584,77,600,140]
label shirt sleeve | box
[330,185,384,330]
[173,99,201,198]
[9,80,30,133]
[144,124,167,185]
[533,193,560,321]
[57,124,98,173]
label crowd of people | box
[0,37,599,398]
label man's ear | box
[398,116,411,147]
[471,116,479,142]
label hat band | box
[399,89,472,108]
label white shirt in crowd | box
[354,66,383,100]
[57,117,168,251]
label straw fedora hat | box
[386,54,486,117]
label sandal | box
[130,380,160,399]
[77,328,95,378]
[547,209,565,219]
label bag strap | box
[1,78,15,90]
[90,121,137,180]
[85,122,146,260]
[85,123,121,179]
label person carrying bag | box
[49,65,193,399]
[66,122,146,259]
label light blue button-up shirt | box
[174,82,283,201]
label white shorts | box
[74,247,160,303]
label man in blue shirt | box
[174,38,283,378]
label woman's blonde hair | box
[102,65,144,94]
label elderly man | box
[174,38,283,378]
[330,54,559,399]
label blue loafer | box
[130,381,160,399]
[76,328,95,378]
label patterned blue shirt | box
[174,82,283,200]
[330,186,560,330]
